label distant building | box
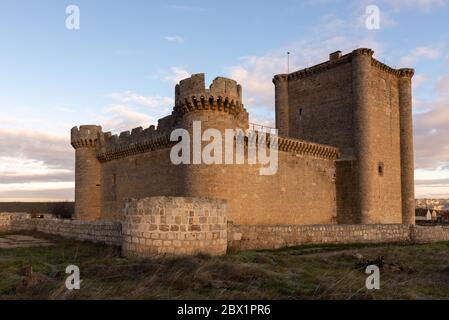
[440,211,449,223]
[432,210,438,220]
[415,208,432,222]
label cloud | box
[381,0,446,11]
[225,14,383,124]
[0,182,74,202]
[414,93,449,170]
[104,89,175,133]
[416,178,449,185]
[0,129,74,201]
[163,35,185,44]
[414,74,428,89]
[416,184,449,198]
[436,74,449,94]
[406,70,449,196]
[101,105,156,133]
[413,55,449,167]
[0,116,18,124]
[0,157,72,184]
[415,174,449,198]
[108,91,173,109]
[0,181,74,193]
[400,46,441,66]
[164,66,191,85]
[0,129,72,169]
[413,68,449,202]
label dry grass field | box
[1,231,449,300]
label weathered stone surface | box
[3,211,449,255]
[274,48,415,225]
[227,223,449,251]
[0,213,121,246]
[121,197,227,257]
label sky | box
[0,0,448,201]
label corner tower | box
[172,73,249,132]
[398,68,415,225]
[71,125,103,221]
[273,74,289,136]
[274,48,415,225]
[170,74,249,200]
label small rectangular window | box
[378,162,384,177]
[113,174,117,185]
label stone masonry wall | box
[0,213,30,232]
[0,214,11,232]
[4,211,449,256]
[99,138,338,226]
[228,223,411,251]
[411,226,449,243]
[0,213,121,246]
[122,197,227,257]
[0,213,14,232]
[277,50,406,225]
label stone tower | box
[398,69,416,225]
[172,73,249,132]
[169,73,249,198]
[274,48,415,225]
[71,125,103,221]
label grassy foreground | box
[1,231,449,300]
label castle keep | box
[68,48,416,256]
[273,48,415,225]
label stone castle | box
[68,48,417,256]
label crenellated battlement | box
[70,72,340,163]
[97,125,173,162]
[277,136,340,159]
[174,74,244,116]
[278,48,413,82]
[243,132,340,160]
[398,68,415,78]
[95,126,340,162]
[71,125,103,149]
[71,75,248,161]
[352,48,374,57]
[173,95,245,117]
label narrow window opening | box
[113,174,117,185]
[378,163,384,177]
